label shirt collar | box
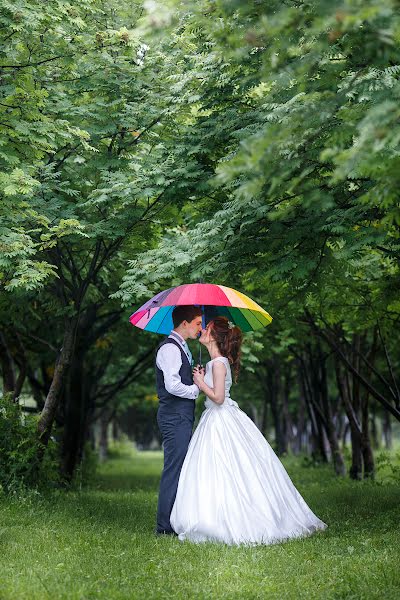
[169,330,186,346]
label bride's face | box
[198,322,215,346]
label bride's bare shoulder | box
[211,358,228,373]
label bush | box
[0,393,59,494]
[376,450,400,484]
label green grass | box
[1,445,400,600]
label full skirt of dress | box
[170,401,327,546]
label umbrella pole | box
[199,304,205,368]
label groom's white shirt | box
[156,330,199,400]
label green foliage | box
[117,0,400,326]
[111,1,400,417]
[0,394,59,493]
[375,450,400,484]
[0,0,192,295]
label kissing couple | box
[155,305,326,545]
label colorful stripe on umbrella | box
[129,283,272,334]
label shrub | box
[0,393,59,493]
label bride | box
[170,316,327,546]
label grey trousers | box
[156,410,193,533]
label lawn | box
[0,444,399,599]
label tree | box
[115,0,400,477]
[0,0,209,479]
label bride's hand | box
[193,365,205,387]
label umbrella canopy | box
[129,283,272,334]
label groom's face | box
[184,316,203,340]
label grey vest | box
[155,337,195,419]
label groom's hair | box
[172,305,202,327]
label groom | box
[155,305,203,535]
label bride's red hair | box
[209,317,243,383]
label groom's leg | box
[156,412,192,533]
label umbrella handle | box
[199,304,205,369]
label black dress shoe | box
[155,529,177,537]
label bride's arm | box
[193,362,226,405]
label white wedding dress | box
[170,356,327,546]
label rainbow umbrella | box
[129,283,272,334]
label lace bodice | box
[203,356,238,408]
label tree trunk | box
[334,355,362,480]
[88,422,96,451]
[261,391,269,437]
[294,373,306,455]
[336,409,346,451]
[342,422,350,448]
[305,312,400,422]
[37,322,76,448]
[60,355,87,483]
[112,418,120,442]
[349,426,363,480]
[99,413,110,462]
[60,349,100,483]
[308,343,340,466]
[319,351,346,476]
[282,368,295,453]
[0,330,26,401]
[360,331,377,479]
[370,402,379,449]
[298,359,327,461]
[268,362,287,455]
[0,331,17,395]
[382,411,392,449]
[249,404,261,429]
[361,391,375,478]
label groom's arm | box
[156,345,199,400]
